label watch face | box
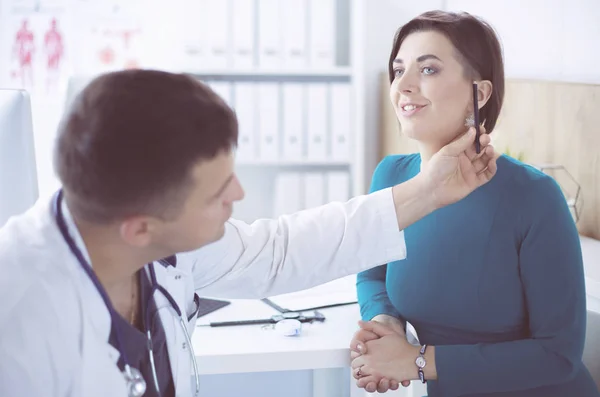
[415,356,426,368]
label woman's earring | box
[465,113,475,127]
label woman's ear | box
[476,80,493,109]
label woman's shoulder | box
[370,154,420,191]
[374,153,420,176]
[497,155,569,214]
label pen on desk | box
[197,311,326,327]
[198,319,275,327]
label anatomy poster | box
[1,0,70,96]
[70,0,146,74]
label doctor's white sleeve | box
[182,187,407,299]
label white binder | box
[273,172,303,216]
[308,0,336,68]
[257,83,280,161]
[282,83,304,161]
[282,0,308,68]
[303,172,326,209]
[257,0,283,69]
[233,82,257,161]
[327,171,350,203]
[231,0,255,69]
[306,83,328,161]
[181,0,210,69]
[204,0,231,68]
[330,83,351,161]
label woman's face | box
[389,30,490,147]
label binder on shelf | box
[233,82,257,161]
[330,83,351,161]
[181,0,209,69]
[257,83,280,161]
[282,0,308,68]
[231,0,255,68]
[273,172,303,217]
[282,83,304,161]
[257,0,283,69]
[327,171,350,203]
[308,0,336,68]
[303,172,326,210]
[306,83,328,161]
[204,0,231,68]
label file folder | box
[282,83,304,160]
[257,83,280,161]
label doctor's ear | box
[119,217,154,247]
[474,80,493,109]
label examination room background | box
[1,0,599,396]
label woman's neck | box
[416,142,444,171]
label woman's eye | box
[422,67,436,75]
[393,69,404,77]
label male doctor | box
[0,70,497,397]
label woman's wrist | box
[399,344,438,382]
[371,314,405,334]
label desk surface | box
[192,299,360,375]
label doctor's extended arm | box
[357,157,403,323]
[187,128,496,298]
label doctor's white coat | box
[0,188,406,397]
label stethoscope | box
[53,190,201,397]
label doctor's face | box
[153,149,245,253]
[390,30,488,146]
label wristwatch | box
[415,344,427,383]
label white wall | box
[446,0,600,83]
[360,0,600,189]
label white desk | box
[192,299,368,397]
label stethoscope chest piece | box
[123,365,146,397]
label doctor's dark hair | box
[388,10,505,134]
[54,69,238,223]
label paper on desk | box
[265,275,358,312]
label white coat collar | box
[55,195,116,358]
[54,193,191,393]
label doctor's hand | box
[421,126,497,209]
[350,315,410,393]
[351,321,437,389]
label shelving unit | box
[63,0,402,225]
[180,0,364,223]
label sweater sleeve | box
[357,156,403,321]
[433,175,587,396]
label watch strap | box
[417,344,427,384]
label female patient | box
[351,10,599,397]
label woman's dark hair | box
[388,10,505,133]
[55,69,238,223]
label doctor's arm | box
[357,157,403,325]
[187,128,496,298]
